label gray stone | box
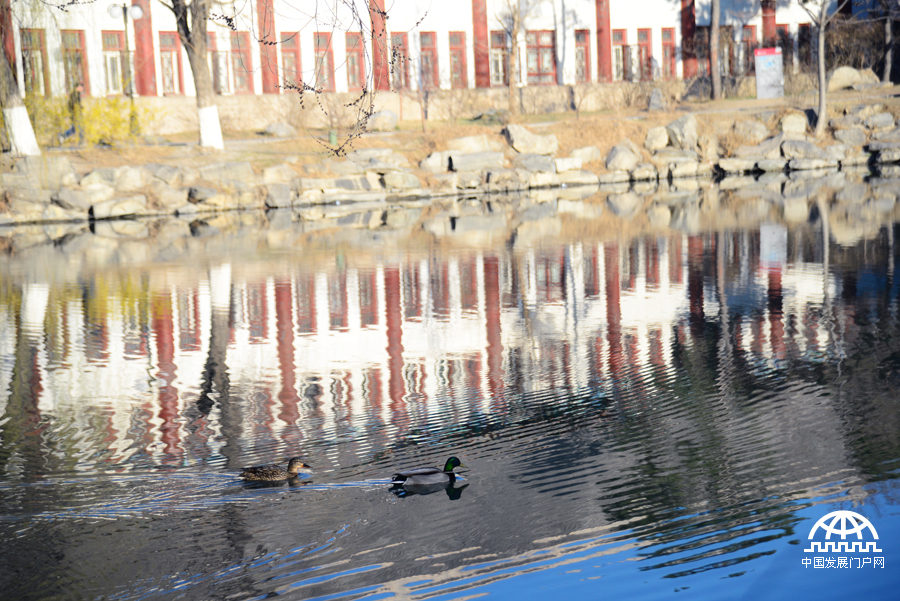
[644,126,669,151]
[865,112,895,130]
[824,144,850,161]
[51,189,92,213]
[448,151,505,172]
[82,183,115,204]
[554,157,582,173]
[368,110,398,131]
[830,114,862,129]
[383,171,421,189]
[598,171,631,184]
[447,135,505,154]
[757,158,788,172]
[608,192,643,219]
[669,161,703,178]
[606,142,641,172]
[503,124,559,155]
[15,156,76,189]
[527,172,560,188]
[263,122,297,137]
[872,127,900,142]
[734,119,769,144]
[719,158,758,173]
[113,166,148,192]
[263,164,297,184]
[835,127,867,146]
[420,151,450,173]
[789,158,839,170]
[782,140,830,160]
[80,168,116,187]
[866,141,900,151]
[557,170,600,186]
[841,153,872,167]
[828,66,865,91]
[571,146,602,163]
[733,134,785,160]
[514,153,556,173]
[150,180,188,208]
[877,149,900,163]
[90,195,148,219]
[145,164,183,186]
[631,163,658,181]
[188,186,219,202]
[666,114,699,151]
[264,183,293,208]
[428,173,459,193]
[648,88,667,112]
[456,171,485,189]
[781,112,808,135]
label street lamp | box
[108,3,144,136]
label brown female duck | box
[240,457,311,481]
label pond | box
[1,182,899,600]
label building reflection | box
[0,225,897,475]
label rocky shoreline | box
[3,104,900,235]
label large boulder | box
[648,88,667,112]
[606,141,641,172]
[734,119,769,145]
[780,111,808,135]
[368,110,398,131]
[502,124,559,155]
[835,126,867,146]
[447,151,505,172]
[644,126,669,151]
[828,66,864,91]
[665,114,699,151]
[513,153,556,173]
[782,140,830,160]
[447,135,505,153]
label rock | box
[554,157,582,173]
[644,126,669,151]
[150,180,188,208]
[606,142,641,172]
[527,172,560,188]
[782,140,830,160]
[455,171,484,189]
[502,124,559,155]
[831,114,862,130]
[90,195,148,219]
[263,164,296,184]
[841,153,872,167]
[781,111,808,135]
[428,173,459,193]
[448,151,505,172]
[80,168,116,187]
[514,153,556,173]
[651,148,700,166]
[51,189,92,213]
[263,122,296,137]
[734,119,769,144]
[188,186,219,202]
[368,110,398,131]
[598,171,631,184]
[757,158,788,172]
[199,161,256,186]
[631,163,658,181]
[82,183,115,204]
[265,183,294,208]
[145,163,183,186]
[111,166,147,192]
[828,66,864,91]
[669,161,703,178]
[608,192,642,219]
[557,170,599,186]
[864,112,894,130]
[733,134,785,160]
[835,127,867,146]
[420,151,450,173]
[15,156,76,189]
[877,149,900,163]
[719,158,758,173]
[383,171,421,189]
[571,146,602,163]
[665,114,699,151]
[447,135,505,154]
[789,158,839,170]
[648,88,667,112]
[824,144,850,161]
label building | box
[6,0,838,102]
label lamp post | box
[108,3,143,136]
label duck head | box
[443,456,465,472]
[287,457,312,475]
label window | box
[159,32,183,94]
[575,30,590,83]
[346,32,365,91]
[490,30,507,86]
[449,31,467,88]
[231,31,253,93]
[61,30,89,95]
[420,32,438,90]
[390,33,409,90]
[207,34,230,94]
[612,29,627,81]
[741,25,757,74]
[662,28,675,79]
[637,29,652,81]
[281,33,301,89]
[315,32,334,92]
[102,31,126,95]
[526,30,556,84]
[21,29,48,97]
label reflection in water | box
[390,482,469,499]
[0,203,899,600]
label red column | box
[484,256,504,409]
[153,293,181,462]
[472,0,490,87]
[761,0,776,47]
[680,0,697,78]
[275,281,299,425]
[369,0,389,91]
[385,267,405,410]
[595,0,611,82]
[1,0,15,69]
[258,0,278,93]
[132,0,157,96]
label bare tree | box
[711,0,722,100]
[878,0,898,82]
[496,0,543,120]
[799,0,852,137]
[0,0,40,155]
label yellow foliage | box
[20,95,152,149]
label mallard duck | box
[391,456,466,486]
[240,457,311,481]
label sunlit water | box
[2,185,900,600]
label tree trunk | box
[173,0,223,150]
[710,0,722,100]
[815,15,827,137]
[0,0,40,156]
[884,17,893,84]
[508,16,520,120]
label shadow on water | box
[2,178,900,600]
